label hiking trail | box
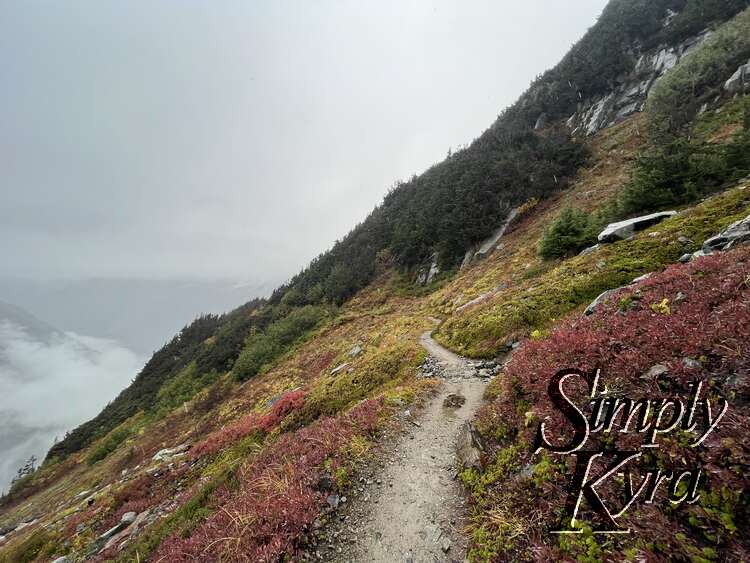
[323,330,489,563]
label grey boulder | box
[598,212,677,243]
[702,214,750,253]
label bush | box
[538,206,598,259]
[86,426,131,465]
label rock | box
[443,394,466,408]
[702,214,750,253]
[103,511,149,552]
[326,494,340,509]
[584,288,618,316]
[568,31,710,136]
[121,512,137,525]
[534,112,548,130]
[317,474,335,493]
[677,235,691,245]
[441,539,452,553]
[152,443,189,462]
[330,363,349,376]
[461,208,518,268]
[678,253,693,263]
[683,358,701,370]
[642,364,668,380]
[598,211,677,243]
[348,344,363,358]
[99,521,128,542]
[631,272,652,285]
[0,536,5,544]
[674,291,688,304]
[51,557,70,563]
[417,254,440,285]
[578,243,601,256]
[724,59,750,94]
[457,422,485,470]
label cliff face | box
[566,29,712,136]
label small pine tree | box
[538,206,595,259]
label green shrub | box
[538,206,598,259]
[87,426,131,465]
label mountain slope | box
[2,2,750,562]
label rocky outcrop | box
[567,31,711,136]
[584,273,652,316]
[152,443,189,462]
[703,214,750,252]
[680,212,750,262]
[461,208,518,269]
[598,211,677,243]
[416,254,440,285]
[724,59,750,94]
[456,422,485,470]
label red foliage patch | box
[153,397,384,562]
[474,247,750,559]
[192,390,307,459]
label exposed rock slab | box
[598,211,676,243]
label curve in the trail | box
[332,331,487,563]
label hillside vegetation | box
[2,2,750,562]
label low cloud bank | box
[0,320,142,493]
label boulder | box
[641,364,668,380]
[598,211,677,243]
[443,394,466,408]
[724,60,750,94]
[348,344,363,358]
[152,443,189,462]
[121,512,137,525]
[456,422,485,470]
[702,214,750,253]
[578,243,601,256]
[584,288,619,316]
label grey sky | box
[1,0,608,283]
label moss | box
[289,341,424,428]
[0,528,59,563]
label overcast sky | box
[1,0,608,284]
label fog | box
[0,319,142,493]
[1,0,608,284]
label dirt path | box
[327,331,488,563]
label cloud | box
[0,320,142,493]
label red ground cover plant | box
[152,397,383,562]
[471,247,750,560]
[191,390,307,459]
